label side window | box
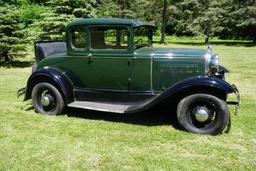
[90,27,128,50]
[71,28,86,49]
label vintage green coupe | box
[19,18,240,134]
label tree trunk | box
[118,0,127,18]
[205,35,209,44]
[160,0,167,44]
[3,51,10,62]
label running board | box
[67,95,159,114]
[68,101,131,113]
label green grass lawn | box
[0,40,256,170]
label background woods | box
[0,1,256,169]
[0,0,255,61]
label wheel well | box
[25,75,64,102]
[168,86,227,105]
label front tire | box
[177,94,229,135]
[32,82,64,115]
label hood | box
[134,47,208,59]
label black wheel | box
[177,94,229,135]
[32,82,64,115]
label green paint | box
[37,18,209,92]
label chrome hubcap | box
[194,107,210,122]
[41,94,53,107]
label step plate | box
[68,101,132,113]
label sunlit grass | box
[0,39,255,170]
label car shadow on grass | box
[64,102,181,129]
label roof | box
[66,18,156,28]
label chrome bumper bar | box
[227,84,240,115]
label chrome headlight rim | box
[209,53,219,69]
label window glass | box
[91,27,128,50]
[134,26,153,49]
[71,28,86,49]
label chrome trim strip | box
[150,52,153,92]
[74,87,157,94]
[153,56,205,59]
[204,53,211,74]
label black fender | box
[219,65,229,73]
[126,76,236,114]
[156,76,236,103]
[24,67,74,104]
[163,76,235,97]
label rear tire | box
[177,94,229,135]
[32,82,64,115]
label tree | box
[0,0,19,5]
[229,0,256,42]
[20,1,47,26]
[96,0,120,18]
[160,0,167,43]
[167,0,200,37]
[0,5,27,62]
[96,0,135,18]
[191,0,227,43]
[32,11,74,41]
[170,0,229,43]
[49,0,97,18]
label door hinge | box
[128,58,131,65]
[87,53,92,64]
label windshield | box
[133,26,154,49]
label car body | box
[19,18,240,135]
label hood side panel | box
[153,57,206,91]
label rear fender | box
[24,67,74,104]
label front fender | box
[157,76,236,102]
[164,76,236,96]
[126,76,237,114]
[24,67,74,104]
[157,76,236,106]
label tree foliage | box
[49,0,97,18]
[229,0,256,42]
[0,0,255,61]
[32,12,74,41]
[0,4,27,62]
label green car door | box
[84,52,131,90]
[83,26,132,91]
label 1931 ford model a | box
[19,18,240,135]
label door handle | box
[87,53,93,64]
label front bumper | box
[214,68,240,115]
[227,84,240,115]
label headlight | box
[210,54,219,69]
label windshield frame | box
[133,26,154,50]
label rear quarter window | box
[71,28,86,49]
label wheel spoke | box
[189,101,217,129]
